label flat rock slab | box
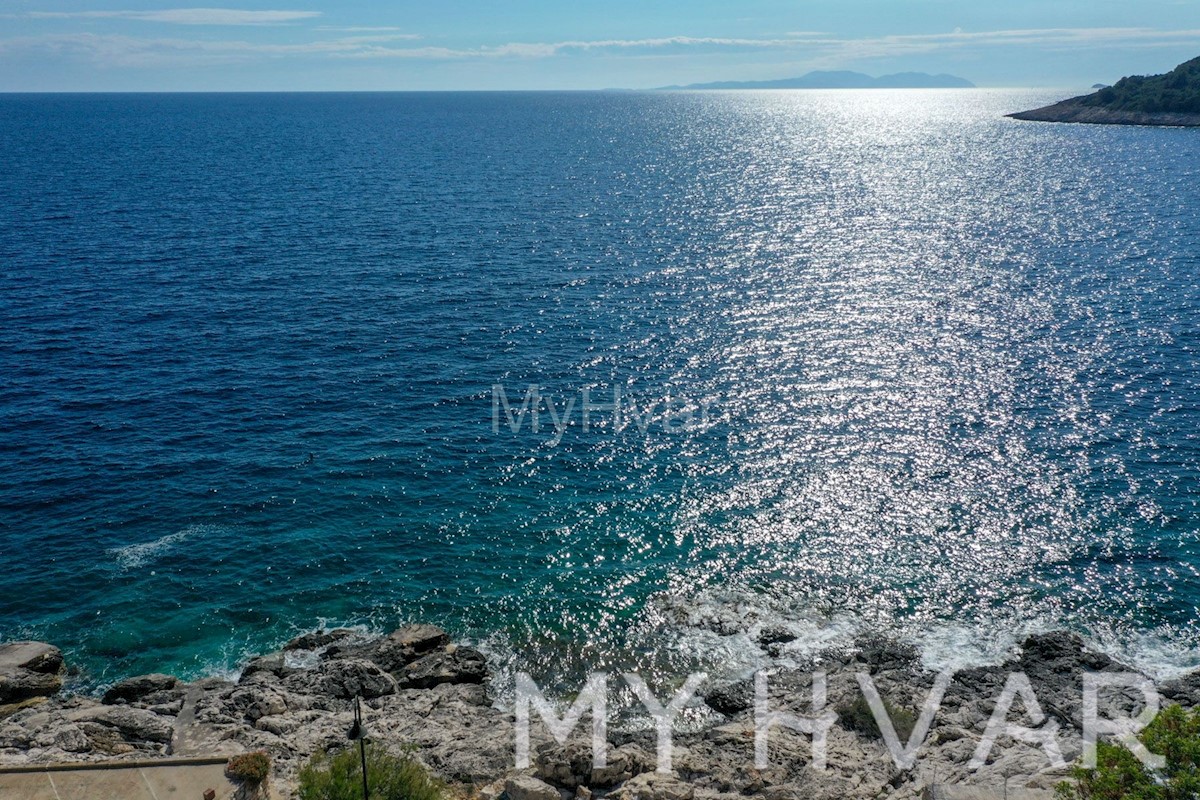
[927,786,1057,800]
[0,761,276,800]
[0,642,63,674]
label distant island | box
[1010,56,1200,127]
[659,70,975,90]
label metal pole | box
[356,696,369,800]
[360,734,369,800]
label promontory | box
[1010,56,1200,126]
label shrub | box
[297,743,446,800]
[837,694,918,742]
[1056,704,1200,800]
[1054,741,1162,800]
[226,751,271,785]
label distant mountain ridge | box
[659,70,975,90]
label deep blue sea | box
[2,90,1200,691]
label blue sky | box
[0,1,1198,91]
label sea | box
[2,89,1199,692]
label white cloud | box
[23,8,322,26]
[0,32,394,67]
[315,26,412,33]
[1,25,1197,68]
[341,28,1200,60]
[347,36,833,60]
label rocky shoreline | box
[1008,100,1200,127]
[2,627,1199,799]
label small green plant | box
[837,694,918,742]
[226,751,271,785]
[1056,704,1200,800]
[297,743,446,800]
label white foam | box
[278,621,380,670]
[108,524,226,570]
[909,621,1025,673]
[642,586,1200,684]
[1084,627,1200,682]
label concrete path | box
[171,685,207,756]
[0,759,269,800]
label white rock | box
[506,775,563,800]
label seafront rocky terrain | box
[1008,102,1200,127]
[1,626,1197,799]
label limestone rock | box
[1014,632,1124,730]
[853,636,920,672]
[282,659,397,699]
[536,741,651,789]
[332,624,451,673]
[80,721,138,754]
[0,641,65,706]
[386,682,514,783]
[611,773,695,800]
[223,685,292,724]
[53,725,92,753]
[595,745,653,786]
[0,723,33,749]
[86,706,174,744]
[0,670,63,705]
[284,629,357,652]
[255,714,304,736]
[507,775,563,800]
[758,627,797,646]
[477,779,508,800]
[102,674,178,705]
[703,680,754,716]
[397,647,487,689]
[148,698,184,717]
[1160,671,1200,708]
[242,653,289,680]
[0,642,63,675]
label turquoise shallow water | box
[2,89,1200,689]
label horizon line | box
[0,86,1085,94]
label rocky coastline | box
[2,626,1199,799]
[1008,100,1200,127]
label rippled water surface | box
[2,90,1200,687]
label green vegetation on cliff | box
[1055,704,1200,800]
[1080,57,1200,114]
[298,744,447,800]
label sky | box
[0,1,1198,91]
